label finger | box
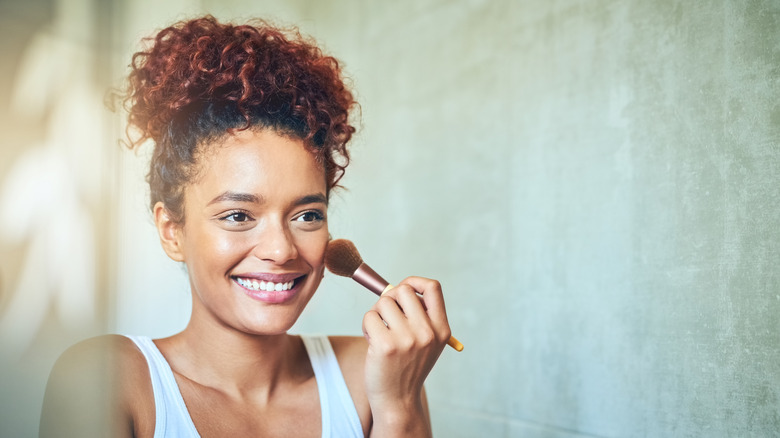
[387,284,450,346]
[397,277,448,326]
[362,309,388,341]
[373,294,411,334]
[396,288,437,347]
[391,284,430,327]
[396,277,451,345]
[363,309,406,355]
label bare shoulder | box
[328,335,368,388]
[328,336,371,434]
[40,335,152,438]
[46,335,150,393]
[53,334,144,366]
[329,335,368,364]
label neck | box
[157,311,309,400]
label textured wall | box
[286,1,780,437]
[6,0,775,437]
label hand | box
[362,276,451,424]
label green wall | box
[2,0,776,436]
[289,1,780,436]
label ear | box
[153,202,185,262]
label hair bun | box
[121,15,357,221]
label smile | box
[231,274,306,304]
[235,277,296,292]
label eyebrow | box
[208,191,263,206]
[294,193,329,207]
[207,191,328,206]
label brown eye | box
[222,212,252,222]
[294,211,325,222]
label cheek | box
[296,230,329,267]
[212,234,256,270]
[185,227,250,271]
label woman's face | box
[171,129,329,335]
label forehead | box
[189,129,326,202]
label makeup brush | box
[325,239,464,352]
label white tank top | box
[127,335,364,438]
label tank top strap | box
[126,335,201,438]
[300,335,364,438]
[127,334,361,438]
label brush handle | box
[352,264,464,352]
[353,263,389,296]
[446,334,465,352]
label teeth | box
[236,277,295,292]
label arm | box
[363,277,451,438]
[370,385,433,438]
[40,336,135,438]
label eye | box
[220,211,253,223]
[294,210,325,223]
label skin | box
[40,129,451,437]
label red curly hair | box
[123,15,357,222]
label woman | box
[40,16,451,438]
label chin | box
[236,308,306,336]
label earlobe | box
[153,202,185,262]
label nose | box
[253,221,298,264]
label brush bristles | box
[325,239,364,277]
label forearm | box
[369,390,432,438]
[362,277,449,438]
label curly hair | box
[123,15,356,222]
